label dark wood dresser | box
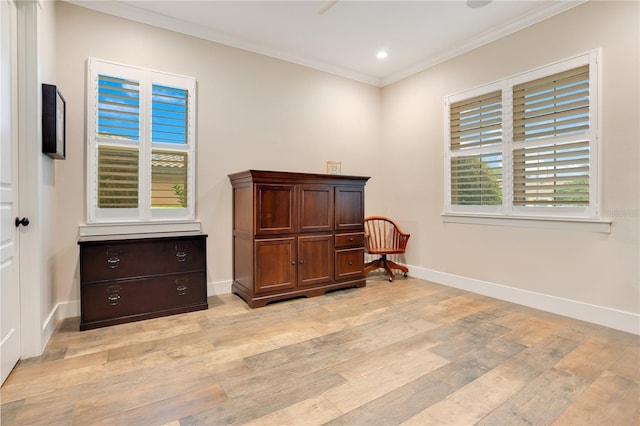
[229,170,370,308]
[78,233,208,330]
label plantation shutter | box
[150,83,190,208]
[97,75,140,141]
[512,65,590,207]
[451,153,502,205]
[449,90,503,206]
[98,147,139,208]
[151,151,188,208]
[88,58,196,223]
[513,65,589,141]
[152,84,188,144]
[513,141,589,206]
[96,74,141,209]
[450,90,502,151]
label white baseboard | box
[42,300,80,338]
[42,307,57,347]
[208,279,233,296]
[47,274,638,336]
[407,264,640,335]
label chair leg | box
[364,258,384,275]
[364,255,408,282]
[386,259,408,275]
[383,259,396,282]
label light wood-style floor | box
[1,275,638,425]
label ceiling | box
[68,0,584,87]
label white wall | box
[50,1,638,338]
[380,1,639,328]
[39,0,58,345]
[53,2,382,307]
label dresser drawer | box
[81,272,206,324]
[80,237,205,283]
[335,248,364,280]
[335,232,364,249]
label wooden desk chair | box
[364,216,410,282]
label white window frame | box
[86,58,196,225]
[444,51,600,222]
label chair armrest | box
[396,232,410,251]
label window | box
[449,90,503,207]
[445,52,598,219]
[87,59,196,223]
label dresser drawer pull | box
[107,293,121,305]
[349,261,353,266]
[106,257,121,269]
[175,251,188,262]
[176,278,189,295]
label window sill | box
[78,220,202,239]
[442,213,611,233]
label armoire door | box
[254,237,296,294]
[335,185,365,231]
[299,185,333,233]
[255,184,296,235]
[297,234,334,287]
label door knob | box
[15,217,30,228]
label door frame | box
[16,0,45,359]
[0,0,21,385]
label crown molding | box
[65,0,585,88]
[65,0,383,86]
[381,0,586,86]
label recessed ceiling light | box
[376,51,388,60]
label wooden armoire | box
[228,170,370,308]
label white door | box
[0,0,21,386]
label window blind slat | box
[151,150,188,208]
[97,147,139,208]
[514,119,589,140]
[513,153,589,167]
[514,171,590,182]
[450,91,502,112]
[512,138,589,206]
[513,65,589,143]
[453,108,502,123]
[513,199,589,205]
[451,138,503,151]
[450,152,502,206]
[513,65,589,92]
[97,74,140,142]
[513,101,589,123]
[513,171,590,184]
[513,84,588,110]
[152,84,188,146]
[513,148,589,164]
[452,122,503,139]
[450,90,502,151]
[513,140,588,154]
[513,79,589,105]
